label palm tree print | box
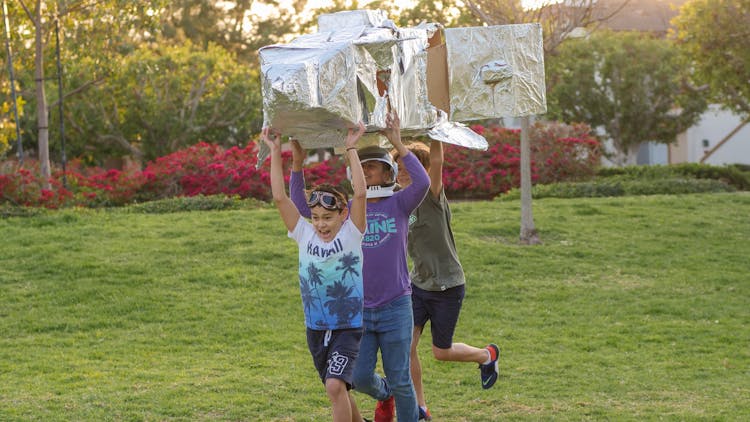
[306,261,324,287]
[306,261,329,327]
[299,274,316,316]
[336,252,362,297]
[325,280,361,325]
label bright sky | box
[521,0,563,10]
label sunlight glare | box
[521,0,563,10]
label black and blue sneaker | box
[479,343,500,389]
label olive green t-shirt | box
[407,188,466,291]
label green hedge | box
[596,163,750,190]
[500,178,735,200]
[123,195,267,214]
[0,204,48,219]
[2,195,269,218]
[496,163,749,200]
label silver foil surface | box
[258,10,547,162]
[445,23,547,120]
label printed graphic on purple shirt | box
[363,211,398,248]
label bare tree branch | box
[16,0,35,23]
[97,133,144,160]
[49,77,107,108]
[464,0,632,55]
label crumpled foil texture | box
[258,11,547,163]
[445,23,547,120]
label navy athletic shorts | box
[411,284,465,350]
[306,327,363,389]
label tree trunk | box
[33,0,51,188]
[519,115,540,245]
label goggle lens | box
[307,191,342,210]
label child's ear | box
[340,207,349,219]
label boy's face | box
[395,158,410,187]
[310,206,348,242]
[362,161,391,187]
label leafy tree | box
[2,2,19,158]
[62,42,263,163]
[372,0,481,27]
[1,31,25,159]
[671,0,750,116]
[6,0,166,182]
[6,0,267,167]
[1,82,23,158]
[13,0,54,183]
[160,0,311,64]
[293,0,366,35]
[546,30,707,164]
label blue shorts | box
[306,327,363,389]
[411,284,465,350]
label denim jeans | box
[353,294,418,422]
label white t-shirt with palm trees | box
[289,218,364,331]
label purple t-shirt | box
[290,152,429,308]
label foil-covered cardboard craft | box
[258,10,546,157]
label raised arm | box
[345,122,367,233]
[383,110,428,209]
[262,127,300,232]
[429,140,444,197]
[289,139,311,218]
[382,110,409,160]
[290,138,305,172]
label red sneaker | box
[419,405,432,421]
[374,396,395,422]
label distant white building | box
[668,105,750,165]
[594,0,750,166]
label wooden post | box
[520,115,540,245]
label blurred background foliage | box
[0,0,747,171]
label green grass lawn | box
[1,193,748,421]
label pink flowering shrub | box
[139,142,280,201]
[59,159,147,207]
[0,121,600,208]
[0,141,278,208]
[443,121,600,199]
[529,121,601,185]
[300,155,349,189]
[443,125,523,199]
[0,161,72,209]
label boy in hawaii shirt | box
[262,122,369,422]
[291,112,429,422]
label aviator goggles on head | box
[307,190,344,210]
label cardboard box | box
[426,28,450,114]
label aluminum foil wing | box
[427,111,488,150]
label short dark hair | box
[308,183,348,211]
